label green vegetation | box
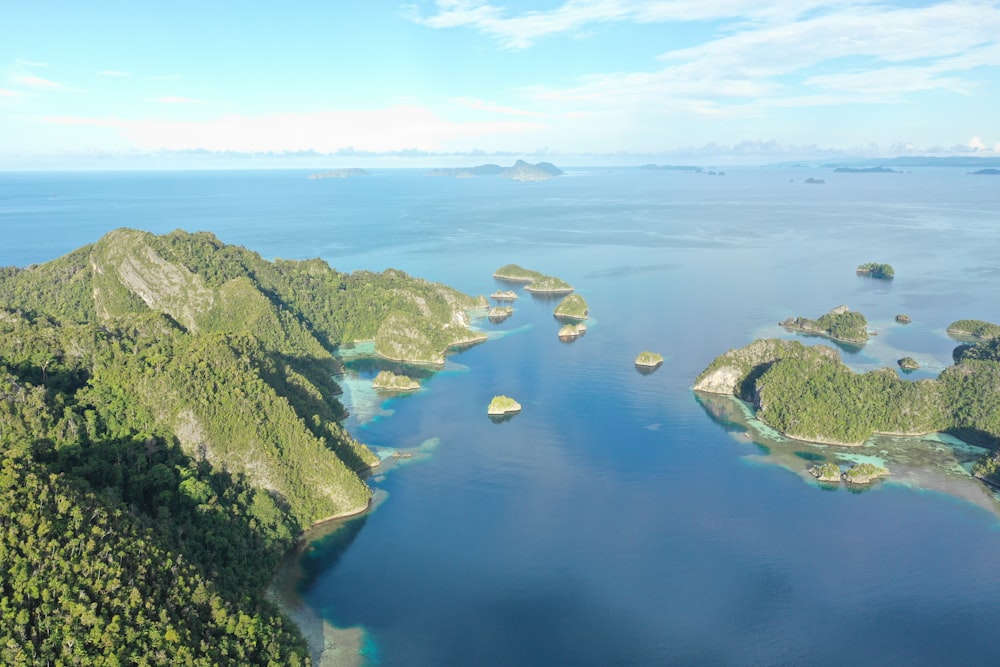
[696,337,1000,452]
[947,319,1000,340]
[895,314,912,324]
[493,264,573,294]
[843,462,890,484]
[898,357,920,371]
[856,262,895,278]
[0,228,491,662]
[491,290,518,301]
[780,305,869,344]
[487,395,521,415]
[372,370,420,391]
[634,351,664,368]
[488,305,514,322]
[808,462,841,481]
[553,294,589,321]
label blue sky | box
[2,0,999,167]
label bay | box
[3,167,1000,665]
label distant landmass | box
[428,160,563,181]
[809,157,1000,169]
[970,168,1000,176]
[833,166,901,174]
[641,164,725,176]
[308,168,371,179]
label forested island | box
[833,166,901,173]
[372,370,420,391]
[0,228,490,663]
[947,319,1000,340]
[694,338,1000,468]
[558,323,586,340]
[779,305,869,344]
[487,395,521,415]
[553,294,589,321]
[856,262,895,278]
[493,264,574,294]
[635,351,664,368]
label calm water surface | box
[3,167,1000,665]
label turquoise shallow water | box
[4,167,1000,665]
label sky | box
[2,0,999,168]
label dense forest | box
[0,228,487,663]
[695,338,1000,476]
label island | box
[427,160,563,182]
[558,323,585,341]
[843,462,890,484]
[372,370,421,391]
[947,319,1000,340]
[493,264,574,295]
[779,304,869,344]
[491,289,518,301]
[635,351,664,369]
[0,228,502,662]
[804,178,825,184]
[308,168,371,179]
[856,262,894,279]
[694,336,1000,453]
[833,166,901,173]
[641,164,704,173]
[487,395,522,416]
[970,168,1000,175]
[553,294,589,321]
[808,462,842,482]
[895,314,912,323]
[488,305,514,323]
[898,356,920,371]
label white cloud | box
[154,96,205,104]
[0,88,24,99]
[100,70,130,77]
[16,59,47,68]
[41,106,545,153]
[405,0,876,49]
[11,74,80,92]
[449,97,544,117]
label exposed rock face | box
[488,306,513,323]
[898,357,920,371]
[693,339,840,395]
[487,395,522,415]
[895,314,912,323]
[491,290,518,301]
[634,351,664,368]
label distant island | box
[947,319,1000,340]
[640,164,704,172]
[493,264,574,294]
[896,314,912,324]
[856,262,895,279]
[804,178,825,184]
[488,395,522,416]
[970,168,1000,175]
[372,370,420,391]
[898,357,920,371]
[634,351,664,369]
[780,304,869,344]
[308,168,371,179]
[553,294,588,321]
[834,166,901,174]
[428,160,563,182]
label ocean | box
[4,166,1000,665]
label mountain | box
[0,228,487,662]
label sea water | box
[4,167,1000,665]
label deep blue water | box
[4,167,1000,665]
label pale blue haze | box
[3,166,1000,665]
